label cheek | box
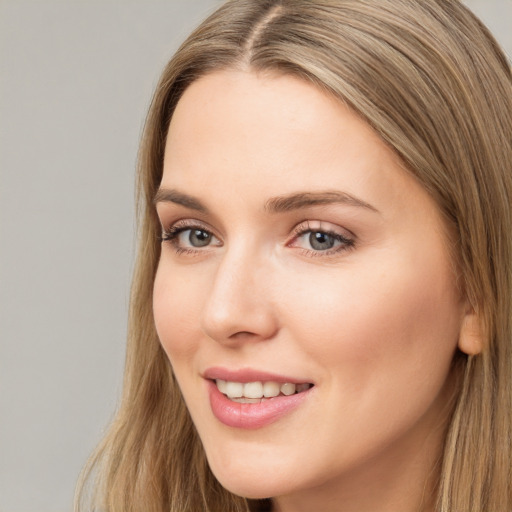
[284,248,462,391]
[153,259,203,363]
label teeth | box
[280,383,296,396]
[225,381,243,398]
[263,381,280,397]
[216,379,227,394]
[244,381,263,399]
[216,379,311,399]
[230,397,263,404]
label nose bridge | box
[201,242,277,344]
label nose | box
[200,247,279,346]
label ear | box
[458,306,483,356]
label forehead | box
[161,69,441,232]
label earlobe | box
[458,307,483,356]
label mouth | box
[203,369,315,429]
[215,379,313,403]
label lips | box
[203,367,314,429]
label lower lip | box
[207,380,311,429]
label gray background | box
[0,1,510,511]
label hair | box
[75,1,512,511]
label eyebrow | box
[264,190,379,214]
[153,188,209,213]
[153,188,378,214]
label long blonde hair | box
[76,1,512,511]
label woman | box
[76,1,512,511]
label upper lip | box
[202,366,313,384]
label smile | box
[204,370,314,429]
[216,379,313,402]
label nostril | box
[200,274,279,344]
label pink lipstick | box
[203,367,314,429]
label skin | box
[153,70,473,512]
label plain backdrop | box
[0,1,510,511]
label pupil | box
[309,231,334,250]
[189,229,211,247]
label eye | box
[290,222,354,255]
[179,228,213,248]
[161,221,221,253]
[307,231,339,251]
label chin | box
[207,457,294,500]
[214,476,279,500]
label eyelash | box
[160,220,355,257]
[160,220,216,255]
[291,221,355,257]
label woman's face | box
[154,70,468,506]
